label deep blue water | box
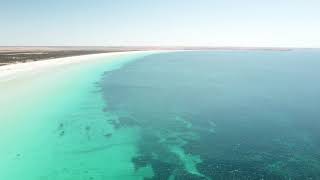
[101,50,320,179]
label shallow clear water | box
[1,50,320,180]
[0,52,154,180]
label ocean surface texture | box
[1,50,320,180]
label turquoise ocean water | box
[1,50,320,179]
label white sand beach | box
[0,51,144,82]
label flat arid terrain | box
[0,46,292,66]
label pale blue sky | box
[1,0,320,47]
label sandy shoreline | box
[0,51,157,82]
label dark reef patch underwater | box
[101,50,320,180]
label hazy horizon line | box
[0,45,319,49]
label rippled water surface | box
[102,50,320,179]
[1,50,320,180]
